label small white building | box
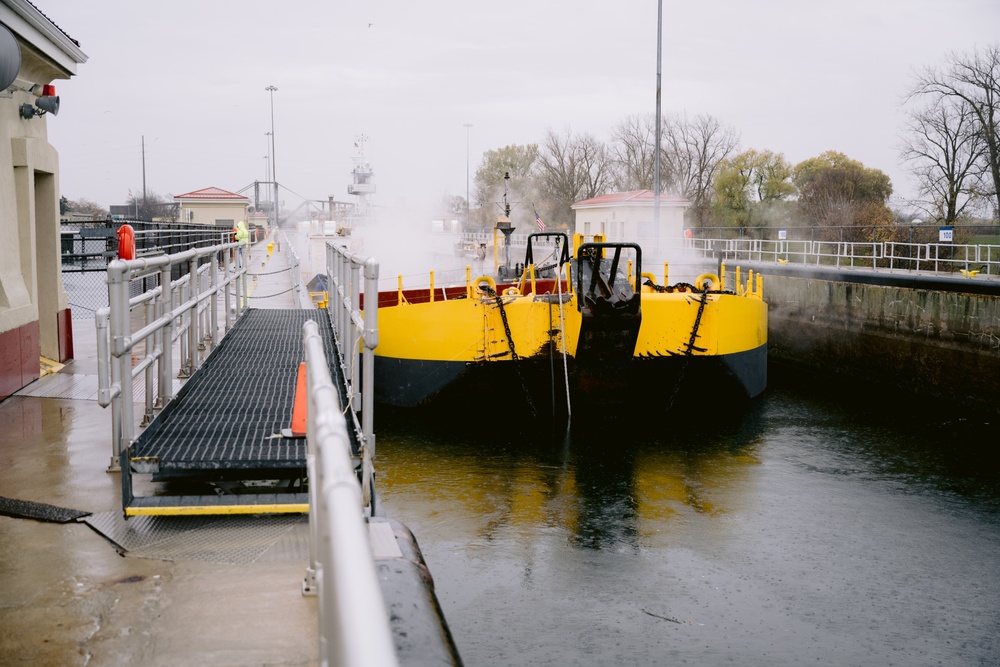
[174,186,249,226]
[571,190,691,268]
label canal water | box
[375,369,999,666]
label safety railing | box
[325,241,378,461]
[281,230,314,309]
[299,319,398,667]
[96,239,250,470]
[688,237,1000,276]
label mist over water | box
[376,370,1000,665]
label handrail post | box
[178,278,190,378]
[187,256,199,374]
[160,264,174,404]
[97,309,121,471]
[349,262,361,408]
[362,258,379,457]
[109,260,136,460]
[223,246,232,331]
[210,253,219,347]
[142,298,156,426]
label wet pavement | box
[0,234,319,667]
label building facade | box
[571,190,690,267]
[1,2,87,400]
[174,186,250,226]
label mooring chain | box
[246,265,294,277]
[226,285,298,299]
[642,279,699,294]
[247,286,300,299]
[666,287,711,411]
[480,283,537,417]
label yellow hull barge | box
[371,233,767,416]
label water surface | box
[377,372,999,665]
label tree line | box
[459,44,1000,239]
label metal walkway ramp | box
[123,309,352,516]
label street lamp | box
[463,123,472,228]
[265,85,278,226]
[265,131,272,218]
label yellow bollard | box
[267,241,274,256]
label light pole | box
[463,123,472,228]
[265,85,278,226]
[265,131,272,220]
[653,0,662,231]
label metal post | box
[178,277,190,378]
[187,256,199,373]
[653,0,662,232]
[266,85,278,228]
[98,309,121,472]
[362,258,378,457]
[210,253,219,347]
[223,245,232,331]
[142,298,155,426]
[110,263,136,457]
[349,262,361,409]
[159,264,174,404]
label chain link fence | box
[61,218,247,319]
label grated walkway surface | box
[130,308,347,471]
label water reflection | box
[374,372,1000,666]
[376,406,767,552]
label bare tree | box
[127,191,179,222]
[661,113,740,225]
[535,128,611,228]
[911,44,1000,219]
[65,198,108,219]
[608,114,656,191]
[900,96,987,222]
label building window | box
[584,221,591,235]
[216,219,234,226]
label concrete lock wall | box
[763,274,1000,415]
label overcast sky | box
[42,0,1000,219]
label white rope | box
[556,260,572,417]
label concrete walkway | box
[0,231,319,667]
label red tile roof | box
[174,187,248,201]
[572,190,689,208]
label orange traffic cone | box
[281,362,308,438]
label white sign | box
[939,227,954,243]
[777,229,787,240]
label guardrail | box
[687,237,1000,276]
[300,319,398,667]
[96,239,249,470]
[324,241,378,462]
[281,230,313,309]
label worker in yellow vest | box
[233,220,250,268]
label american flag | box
[534,210,546,232]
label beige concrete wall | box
[763,274,1000,414]
[1,93,65,351]
[178,201,248,225]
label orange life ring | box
[116,224,136,260]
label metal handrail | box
[301,319,398,667]
[325,241,378,462]
[688,237,1000,276]
[97,239,249,470]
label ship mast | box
[347,134,376,225]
